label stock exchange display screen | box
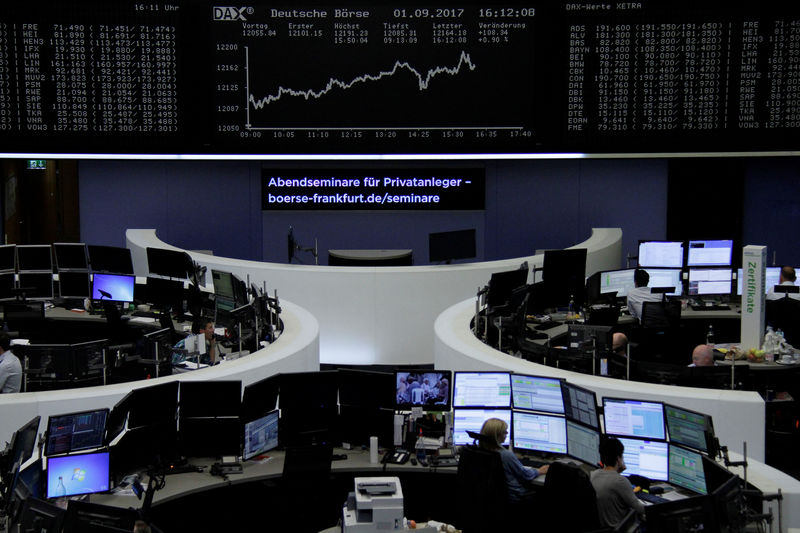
[0,1,798,155]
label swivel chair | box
[541,461,600,532]
[637,300,682,361]
[766,297,800,346]
[455,445,509,533]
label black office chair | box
[541,461,600,532]
[277,444,335,531]
[455,445,510,533]
[766,297,800,346]
[637,300,682,361]
[586,306,620,327]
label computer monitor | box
[16,273,54,300]
[512,411,567,454]
[92,273,134,303]
[664,404,714,454]
[7,416,41,468]
[561,381,599,429]
[127,381,179,430]
[566,420,601,466]
[688,268,732,296]
[638,241,684,268]
[17,498,66,532]
[567,324,613,353]
[339,368,396,410]
[395,370,452,411]
[619,437,669,481]
[428,228,476,263]
[16,245,53,272]
[45,409,109,457]
[643,268,683,296]
[452,408,511,446]
[58,272,91,299]
[486,268,529,308]
[541,248,588,309]
[140,327,173,363]
[212,269,237,300]
[0,244,16,272]
[669,444,708,495]
[242,374,281,422]
[598,268,636,298]
[146,247,193,279]
[145,276,184,310]
[736,266,781,295]
[46,451,110,498]
[87,245,134,275]
[179,417,241,458]
[603,398,666,440]
[179,381,241,419]
[687,240,733,267]
[339,405,395,448]
[242,409,279,460]
[53,243,88,271]
[510,374,564,414]
[453,372,511,408]
[0,272,15,300]
[62,500,139,533]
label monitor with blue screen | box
[638,241,684,269]
[46,451,110,498]
[643,268,683,296]
[619,437,668,481]
[453,372,511,408]
[512,411,567,454]
[669,444,707,495]
[452,408,511,446]
[91,274,134,303]
[599,268,636,297]
[687,240,733,267]
[603,398,666,440]
[243,410,279,460]
[510,374,564,414]
[566,420,601,466]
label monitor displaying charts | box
[638,241,684,269]
[688,269,732,296]
[512,412,567,454]
[619,438,668,481]
[669,444,708,495]
[598,268,636,297]
[453,372,511,408]
[664,404,713,454]
[510,374,564,414]
[452,408,511,446]
[687,240,733,267]
[243,410,279,461]
[603,398,666,441]
[561,382,599,429]
[736,267,781,295]
[566,420,601,466]
[45,409,108,457]
[643,268,683,296]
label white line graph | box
[246,49,477,111]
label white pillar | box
[740,245,767,350]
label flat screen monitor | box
[128,381,179,429]
[8,416,41,467]
[178,417,241,458]
[87,245,133,275]
[339,368,396,410]
[542,248,588,308]
[619,437,669,481]
[62,500,139,533]
[395,370,452,411]
[453,372,511,408]
[242,409,279,460]
[92,273,134,303]
[212,269,237,300]
[146,276,184,308]
[0,272,15,300]
[486,268,529,308]
[53,243,88,271]
[17,272,54,300]
[0,244,16,272]
[736,266,781,295]
[510,374,564,414]
[669,444,708,495]
[561,382,599,429]
[45,409,109,457]
[512,411,567,454]
[146,247,193,279]
[339,405,395,449]
[58,272,90,299]
[603,398,666,440]
[643,268,683,296]
[46,451,110,498]
[639,241,684,269]
[180,381,241,419]
[687,240,734,267]
[17,498,66,532]
[567,324,612,353]
[428,228,476,263]
[452,408,511,446]
[16,245,52,272]
[664,404,714,454]
[688,269,732,296]
[598,268,636,298]
[566,420,601,466]
[242,375,281,422]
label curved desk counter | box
[0,300,319,446]
[126,227,622,366]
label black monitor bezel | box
[602,397,667,441]
[560,381,600,430]
[45,449,111,499]
[44,408,110,457]
[242,409,280,461]
[509,373,565,414]
[394,369,452,412]
[452,371,512,409]
[664,403,715,455]
[53,243,89,271]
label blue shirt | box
[498,448,539,502]
[0,350,22,393]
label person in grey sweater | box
[590,436,645,527]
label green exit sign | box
[27,160,46,170]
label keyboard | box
[519,457,546,468]
[533,321,562,331]
[430,456,459,467]
[637,491,668,504]
[131,310,161,318]
[690,304,731,311]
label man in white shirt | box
[626,269,663,323]
[767,266,800,301]
[0,333,22,393]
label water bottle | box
[568,295,575,320]
[706,325,715,347]
[56,476,66,497]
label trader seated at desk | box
[591,436,645,528]
[172,318,218,367]
[626,269,663,323]
[767,266,800,301]
[690,344,715,367]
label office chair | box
[455,445,510,533]
[637,300,682,360]
[542,461,600,532]
[277,444,335,531]
[766,297,800,346]
[586,306,620,327]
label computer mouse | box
[410,457,418,466]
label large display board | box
[1,1,798,155]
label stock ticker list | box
[0,4,180,142]
[564,4,800,145]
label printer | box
[342,477,438,533]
